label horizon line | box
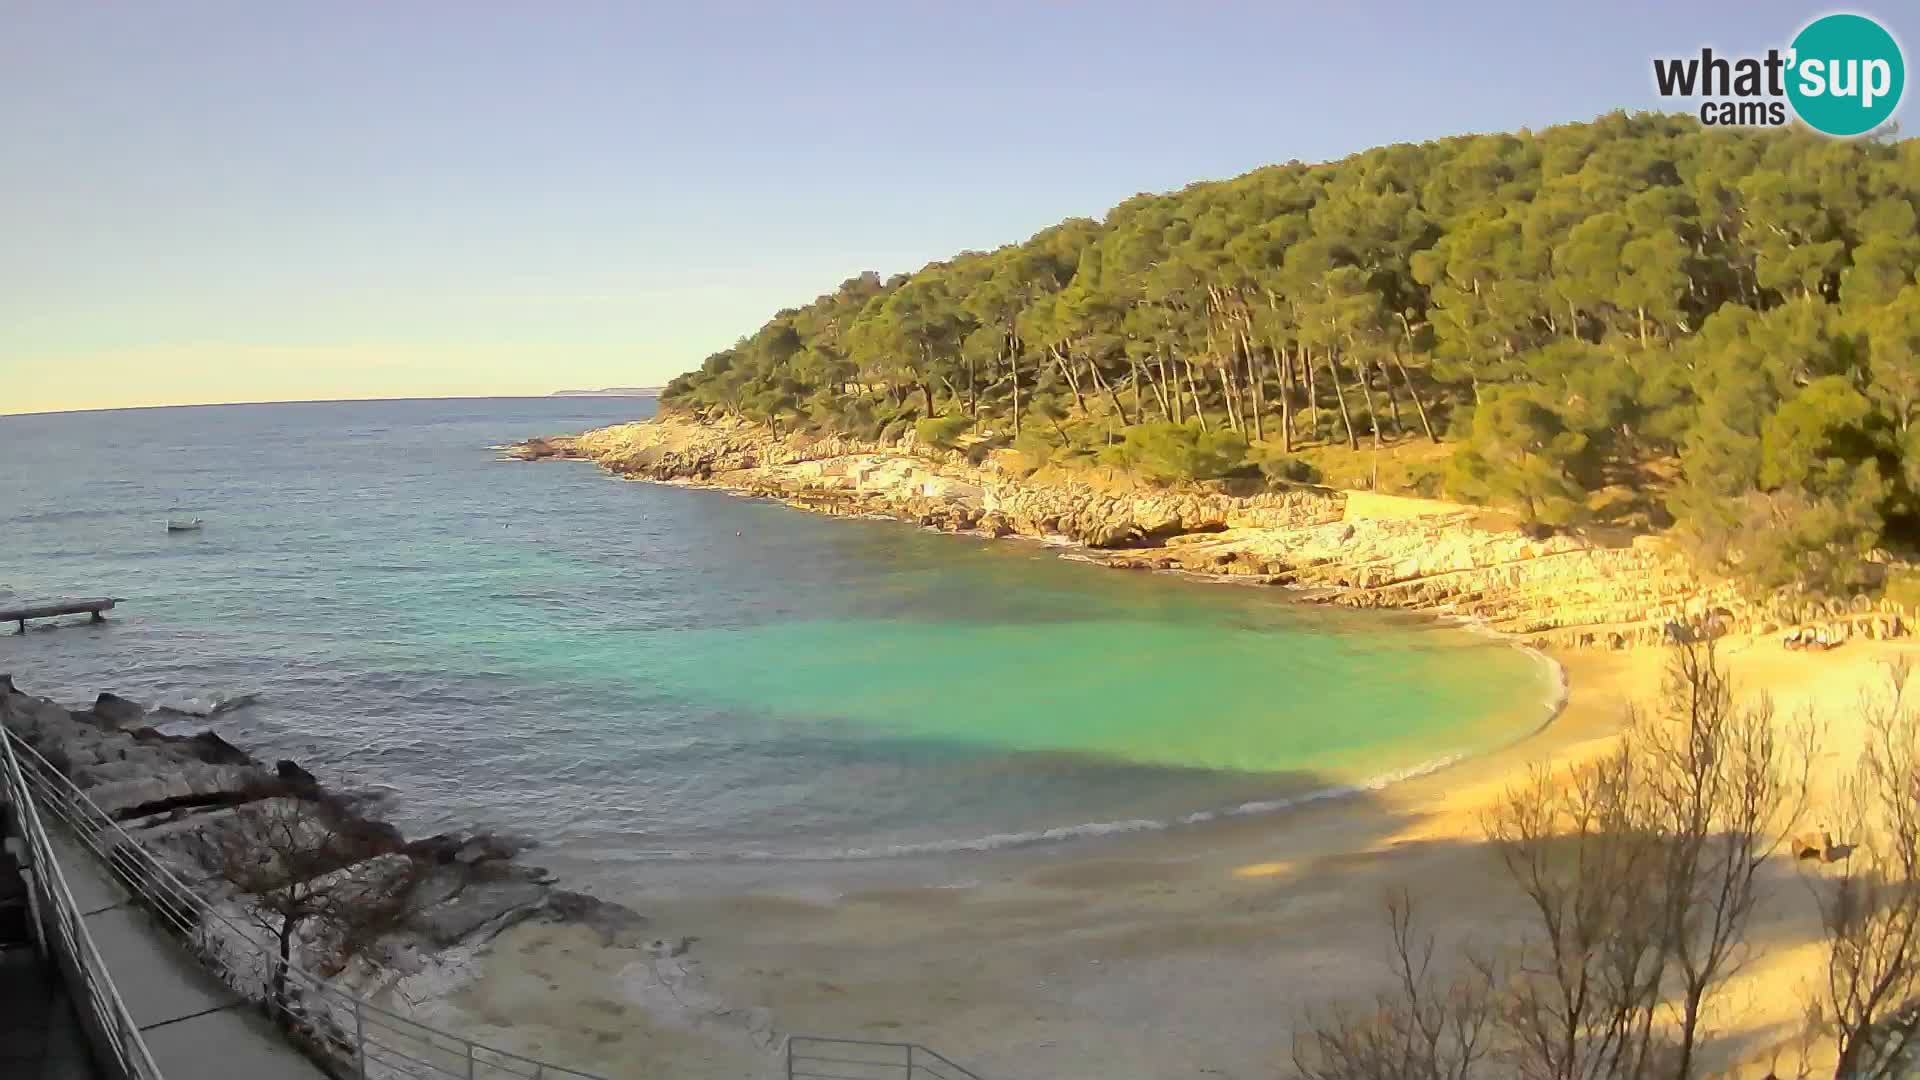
[0,391,661,420]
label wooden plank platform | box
[1,598,118,631]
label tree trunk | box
[1303,344,1320,443]
[1090,361,1132,425]
[1389,352,1439,443]
[1673,991,1703,1080]
[1217,361,1241,432]
[1326,348,1358,451]
[1052,346,1088,415]
[1145,355,1172,421]
[1205,324,1236,432]
[1245,332,1264,443]
[1274,341,1293,453]
[1346,343,1382,450]
[1130,354,1145,425]
[1010,349,1020,437]
[1373,358,1404,437]
[273,916,295,1023]
[921,381,936,419]
[1183,359,1209,432]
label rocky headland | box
[509,413,1913,651]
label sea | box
[0,397,1556,874]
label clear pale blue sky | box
[1,1,1910,413]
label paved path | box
[47,832,328,1080]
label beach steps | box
[2,600,118,633]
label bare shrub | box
[200,795,416,1020]
[1293,640,1814,1080]
[1292,890,1501,1080]
[1636,639,1813,1079]
[1804,660,1920,1080]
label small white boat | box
[166,518,203,532]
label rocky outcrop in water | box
[499,435,578,462]
[512,414,1916,651]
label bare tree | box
[1485,750,1670,1080]
[201,795,412,1021]
[1294,641,1817,1080]
[1636,639,1813,1080]
[1807,661,1920,1080]
[1292,890,1501,1080]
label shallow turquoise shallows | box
[0,398,1553,861]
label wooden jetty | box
[2,598,119,632]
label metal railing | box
[4,727,616,1080]
[1,723,166,1080]
[787,1037,981,1080]
[6,727,992,1080]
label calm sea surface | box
[0,398,1552,864]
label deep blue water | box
[0,398,1551,865]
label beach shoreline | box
[435,637,1891,1080]
[462,415,1920,1079]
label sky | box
[2,1,1913,415]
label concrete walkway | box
[47,832,327,1080]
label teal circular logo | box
[1788,14,1905,136]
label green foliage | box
[1380,457,1447,498]
[1252,448,1322,485]
[1009,428,1067,472]
[914,413,975,449]
[1758,376,1879,492]
[1106,422,1250,482]
[878,416,914,444]
[657,113,1920,598]
[1446,390,1591,525]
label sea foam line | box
[607,640,1573,864]
[602,746,1496,864]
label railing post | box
[354,996,367,1080]
[466,1039,477,1079]
[786,1036,794,1080]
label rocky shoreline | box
[508,413,1912,651]
[0,675,660,1076]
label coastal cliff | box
[513,414,1913,651]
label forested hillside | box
[661,112,1920,597]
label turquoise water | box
[0,398,1552,861]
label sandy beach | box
[418,636,1902,1080]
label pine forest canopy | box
[661,112,1920,599]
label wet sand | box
[438,638,1902,1080]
